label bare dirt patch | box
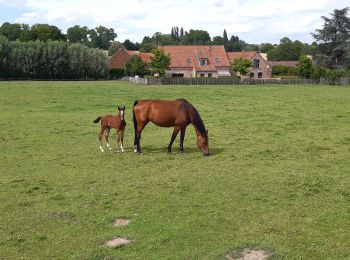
[226,249,270,260]
[112,218,131,227]
[104,237,132,248]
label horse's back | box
[134,99,191,127]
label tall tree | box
[67,25,89,44]
[267,37,308,61]
[312,7,350,68]
[223,29,228,45]
[180,29,211,45]
[0,23,22,41]
[88,26,117,49]
[30,24,65,41]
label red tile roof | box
[227,51,258,62]
[268,61,298,68]
[109,48,152,69]
[160,45,230,69]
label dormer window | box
[215,58,221,64]
[200,58,207,66]
[187,58,192,64]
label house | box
[109,48,152,69]
[227,51,272,78]
[160,45,231,78]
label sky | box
[0,0,348,44]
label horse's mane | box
[189,105,207,136]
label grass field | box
[1,81,350,259]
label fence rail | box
[124,77,350,86]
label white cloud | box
[8,0,350,43]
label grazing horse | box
[133,99,209,156]
[93,106,126,153]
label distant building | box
[160,45,231,78]
[109,48,152,69]
[227,51,272,78]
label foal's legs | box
[120,130,125,152]
[180,127,186,152]
[105,127,112,151]
[168,127,181,153]
[98,126,107,152]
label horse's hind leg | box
[135,121,148,154]
[168,127,180,153]
[105,127,112,151]
[98,126,106,152]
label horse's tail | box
[133,100,138,131]
[93,116,102,123]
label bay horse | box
[133,99,209,156]
[93,106,126,153]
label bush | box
[325,69,345,81]
[311,65,327,80]
[109,68,125,79]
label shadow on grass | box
[134,146,224,156]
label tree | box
[226,35,246,51]
[212,36,224,45]
[67,25,89,44]
[259,43,274,53]
[125,55,149,76]
[297,55,313,78]
[181,29,211,45]
[150,49,171,77]
[30,24,65,41]
[108,41,124,56]
[88,26,117,49]
[0,23,22,41]
[123,39,140,50]
[223,29,228,45]
[312,7,350,68]
[267,37,308,61]
[231,57,252,78]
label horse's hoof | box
[134,148,138,153]
[117,150,120,153]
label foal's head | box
[117,106,126,121]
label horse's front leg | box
[168,127,180,153]
[116,129,121,153]
[120,130,125,152]
[180,127,186,153]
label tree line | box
[0,36,108,79]
[0,7,349,79]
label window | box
[187,58,192,64]
[200,73,205,77]
[215,58,221,64]
[208,73,212,78]
[200,59,207,66]
[253,59,260,68]
[258,72,263,78]
[249,72,254,78]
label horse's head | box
[117,106,126,121]
[196,129,209,156]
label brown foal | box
[93,106,126,152]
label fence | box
[125,77,350,86]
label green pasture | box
[0,81,350,259]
